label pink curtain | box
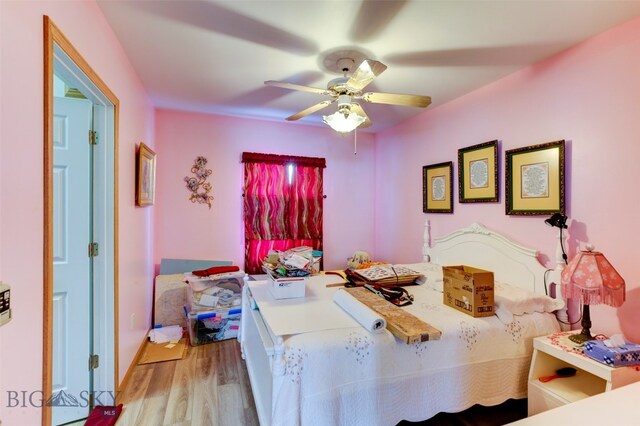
[242,153,324,274]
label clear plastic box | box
[186,304,242,346]
[184,272,244,310]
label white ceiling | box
[97,0,640,133]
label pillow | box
[395,262,444,292]
[494,281,565,324]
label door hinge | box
[89,354,99,370]
[89,130,98,145]
[88,242,99,257]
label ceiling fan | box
[264,57,432,132]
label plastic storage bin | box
[184,271,244,310]
[186,305,242,346]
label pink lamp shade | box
[561,245,625,307]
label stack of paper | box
[353,265,421,286]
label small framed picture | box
[423,161,453,213]
[505,140,565,215]
[136,142,156,207]
[458,140,498,203]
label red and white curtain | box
[242,152,325,274]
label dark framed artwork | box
[505,140,565,215]
[423,161,453,213]
[458,140,498,203]
[136,142,156,207]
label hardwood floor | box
[117,339,525,426]
[116,339,258,426]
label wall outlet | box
[130,312,136,330]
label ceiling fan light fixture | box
[266,56,429,130]
[322,109,365,133]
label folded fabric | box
[192,265,240,277]
[494,281,565,324]
[148,325,184,343]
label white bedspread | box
[268,285,560,426]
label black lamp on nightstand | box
[561,245,625,344]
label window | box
[242,152,325,274]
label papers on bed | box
[352,264,424,286]
[396,262,443,291]
[333,289,387,333]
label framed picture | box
[505,140,565,215]
[136,142,156,207]
[423,161,453,213]
[458,140,498,203]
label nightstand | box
[528,332,640,416]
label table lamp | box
[561,245,625,344]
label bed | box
[240,222,569,426]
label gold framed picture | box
[136,142,156,207]
[423,161,453,213]
[458,140,498,203]
[505,140,565,215]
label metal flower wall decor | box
[184,156,213,209]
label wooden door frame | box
[43,16,120,426]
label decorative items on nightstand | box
[527,332,640,416]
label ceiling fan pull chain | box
[354,128,357,155]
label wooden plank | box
[217,340,239,385]
[163,345,197,424]
[192,355,220,426]
[117,333,148,403]
[218,384,244,426]
[116,363,154,425]
[133,361,176,425]
[345,287,441,344]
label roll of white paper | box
[333,289,387,333]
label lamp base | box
[568,304,594,344]
[568,331,594,344]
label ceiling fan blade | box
[346,59,387,91]
[349,0,408,43]
[287,99,335,121]
[361,92,432,108]
[265,80,329,95]
[350,103,372,128]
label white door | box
[52,96,92,424]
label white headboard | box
[423,220,566,296]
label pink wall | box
[375,17,640,342]
[154,109,376,272]
[0,2,154,423]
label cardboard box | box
[584,339,640,367]
[267,273,306,299]
[443,265,494,317]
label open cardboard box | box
[443,265,494,318]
